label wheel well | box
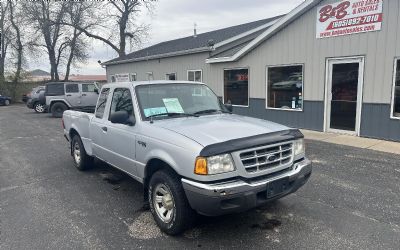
[69,129,80,155]
[143,159,179,197]
[49,101,69,111]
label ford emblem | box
[267,155,277,162]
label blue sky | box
[31,0,304,75]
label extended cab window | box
[95,88,110,118]
[109,88,134,120]
[82,84,96,92]
[65,84,79,93]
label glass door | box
[326,57,364,135]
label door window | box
[65,84,79,93]
[392,59,400,118]
[82,84,97,92]
[330,63,360,131]
[95,88,110,118]
[109,88,134,120]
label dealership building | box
[104,0,400,142]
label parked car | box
[45,82,99,118]
[271,74,303,90]
[0,94,12,106]
[62,81,312,235]
[22,93,29,103]
[26,86,46,113]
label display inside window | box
[224,69,249,106]
[188,70,202,82]
[267,65,303,110]
[393,60,400,118]
[166,73,176,80]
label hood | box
[152,114,289,146]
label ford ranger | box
[62,81,312,235]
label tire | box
[71,135,93,171]
[34,102,46,113]
[148,170,196,235]
[51,102,67,118]
[4,100,10,106]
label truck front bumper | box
[182,158,312,216]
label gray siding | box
[360,103,400,142]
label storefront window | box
[267,65,303,110]
[224,68,249,106]
[393,59,400,118]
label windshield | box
[135,83,225,120]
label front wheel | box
[149,170,196,235]
[4,100,10,106]
[34,102,46,113]
[71,135,93,171]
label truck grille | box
[239,142,293,173]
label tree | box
[59,0,154,58]
[9,1,23,84]
[63,2,91,81]
[22,1,69,81]
[0,1,11,83]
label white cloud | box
[30,0,304,75]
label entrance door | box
[326,57,364,135]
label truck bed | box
[63,110,95,156]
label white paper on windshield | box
[162,98,184,113]
[143,107,167,117]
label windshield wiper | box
[193,109,230,115]
[147,112,199,122]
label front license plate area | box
[266,177,289,198]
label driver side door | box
[102,88,137,176]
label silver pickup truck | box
[62,81,312,235]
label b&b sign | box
[316,0,383,39]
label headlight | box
[194,154,235,175]
[293,139,305,157]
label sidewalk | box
[301,129,400,155]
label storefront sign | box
[316,0,383,39]
[115,74,130,82]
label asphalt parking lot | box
[1,104,400,250]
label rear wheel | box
[149,170,196,235]
[71,135,92,171]
[51,102,67,118]
[34,102,46,113]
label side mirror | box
[110,111,135,126]
[225,103,233,112]
[94,88,99,94]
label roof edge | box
[213,18,281,49]
[206,0,320,64]
[104,16,283,66]
[104,47,211,66]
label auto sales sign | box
[317,0,383,39]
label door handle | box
[101,126,108,132]
[82,94,87,96]
[66,94,72,97]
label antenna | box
[193,23,197,38]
